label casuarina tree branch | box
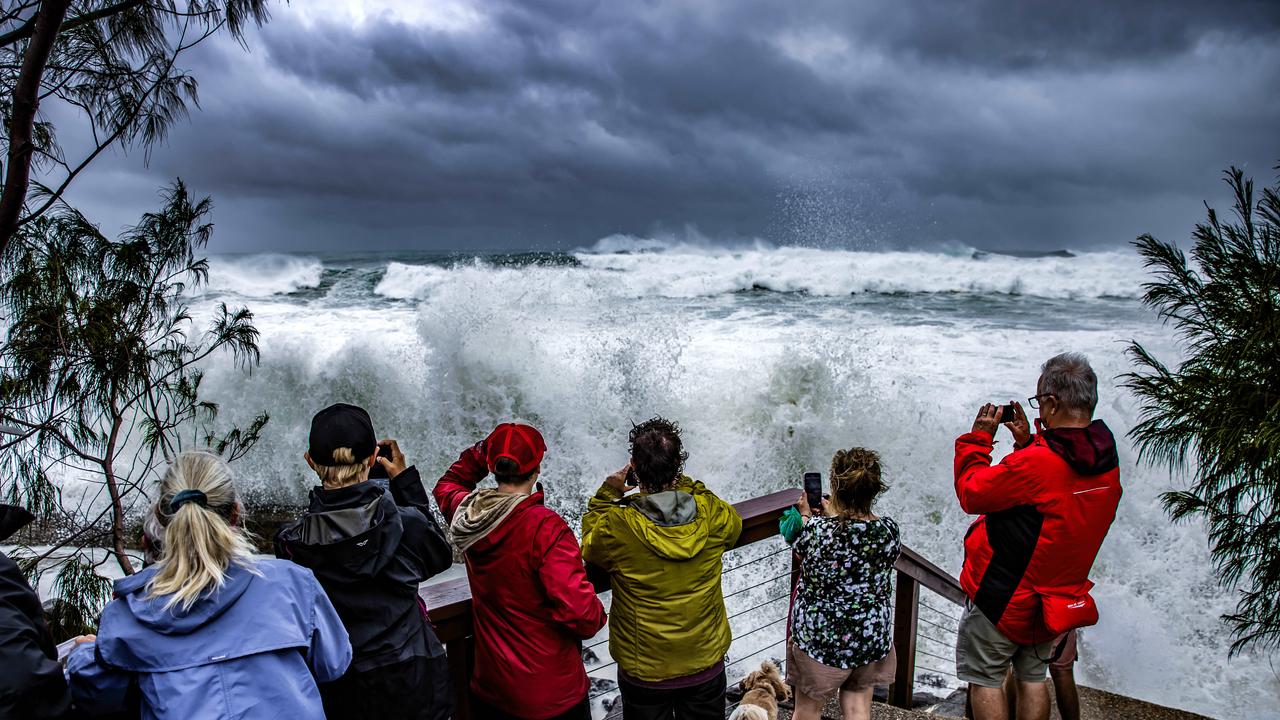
[0,0,72,258]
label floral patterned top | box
[790,515,901,669]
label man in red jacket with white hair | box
[434,423,607,720]
[953,353,1122,720]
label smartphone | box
[367,443,394,480]
[56,638,78,663]
[803,472,823,512]
[997,404,1017,424]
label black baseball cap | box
[309,403,376,466]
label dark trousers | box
[319,653,452,720]
[617,669,727,720]
[471,694,591,720]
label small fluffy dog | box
[728,660,790,720]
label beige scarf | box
[449,488,528,554]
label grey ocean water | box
[66,240,1276,717]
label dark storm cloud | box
[61,0,1280,251]
[849,0,1280,69]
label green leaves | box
[0,180,268,629]
[0,1,275,252]
[1123,163,1280,655]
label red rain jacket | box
[954,420,1122,645]
[433,444,607,720]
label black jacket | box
[0,505,72,720]
[275,467,453,673]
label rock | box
[915,671,950,689]
[922,687,969,718]
[911,691,945,709]
[588,677,616,696]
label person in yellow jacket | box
[582,417,743,720]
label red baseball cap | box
[484,423,547,476]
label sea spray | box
[202,253,324,297]
[50,245,1280,718]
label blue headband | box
[169,489,208,512]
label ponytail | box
[148,451,258,611]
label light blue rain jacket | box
[66,559,351,719]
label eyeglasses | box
[1028,394,1055,409]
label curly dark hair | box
[829,447,888,518]
[628,416,688,492]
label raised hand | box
[972,403,1001,437]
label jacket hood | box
[465,491,545,555]
[450,488,529,554]
[278,481,403,580]
[1042,420,1119,476]
[113,563,254,636]
[0,504,34,542]
[622,489,707,561]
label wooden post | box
[889,570,919,709]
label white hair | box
[1040,352,1099,415]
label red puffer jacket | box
[433,444,607,720]
[954,420,1122,645]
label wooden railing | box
[422,488,966,718]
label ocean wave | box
[373,262,455,299]
[204,254,324,297]
[372,245,1144,301]
[577,242,1144,299]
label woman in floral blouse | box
[779,447,901,720]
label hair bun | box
[829,447,885,517]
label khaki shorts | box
[786,641,897,701]
[955,602,1056,688]
[1049,629,1078,672]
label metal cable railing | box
[721,568,792,601]
[584,537,794,714]
[910,586,964,688]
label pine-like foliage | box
[0,180,268,628]
[0,1,274,247]
[1123,164,1280,655]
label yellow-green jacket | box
[581,476,743,682]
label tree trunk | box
[0,0,73,258]
[103,462,136,576]
[102,415,136,576]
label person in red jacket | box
[953,352,1122,720]
[433,423,607,720]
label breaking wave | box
[204,254,324,297]
[365,242,1143,302]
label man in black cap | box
[276,403,454,720]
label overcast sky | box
[58,0,1280,253]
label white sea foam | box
[368,245,1144,302]
[373,261,455,299]
[575,241,1145,299]
[203,254,324,297]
